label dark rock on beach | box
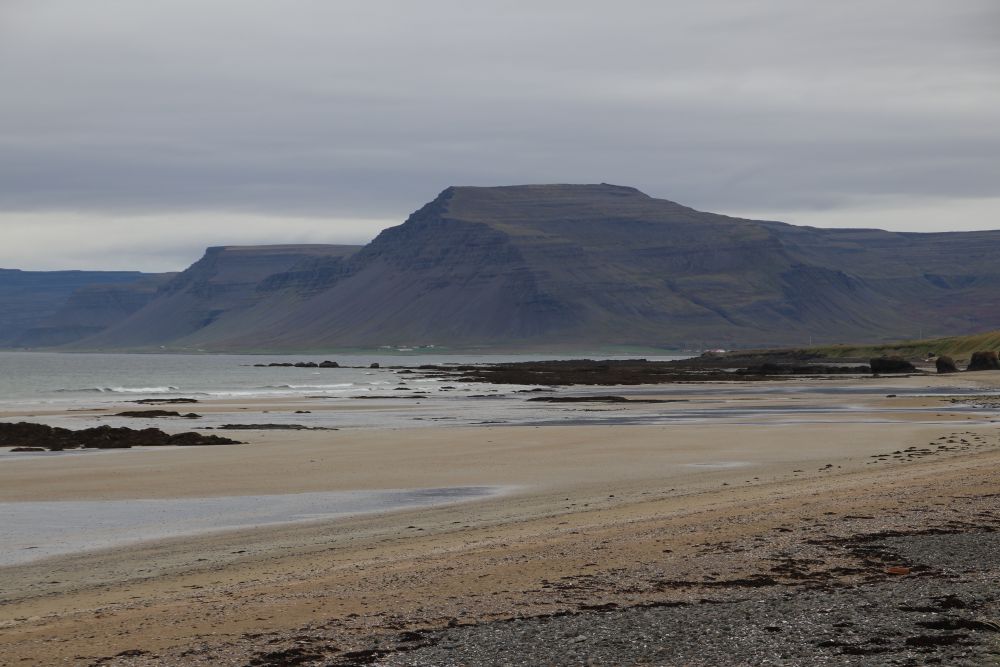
[132,397,199,404]
[936,355,959,373]
[0,422,240,451]
[869,356,918,374]
[966,350,1000,371]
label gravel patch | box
[372,531,1000,667]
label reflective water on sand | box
[0,486,502,567]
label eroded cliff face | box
[45,184,1000,351]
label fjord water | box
[0,350,690,403]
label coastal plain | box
[1,372,1000,665]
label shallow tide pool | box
[0,486,503,567]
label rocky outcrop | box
[966,351,1000,371]
[935,355,958,374]
[0,422,240,450]
[870,357,918,374]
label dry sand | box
[1,372,999,665]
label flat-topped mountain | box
[16,184,1000,351]
[0,269,159,347]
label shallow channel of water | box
[0,486,503,567]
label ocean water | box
[0,351,688,404]
[2,350,993,431]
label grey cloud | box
[0,0,998,267]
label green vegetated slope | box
[34,184,1000,352]
[808,330,1000,361]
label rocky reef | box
[423,358,875,386]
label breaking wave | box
[51,386,181,394]
[255,383,355,390]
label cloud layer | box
[1,1,998,269]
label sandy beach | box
[1,372,999,665]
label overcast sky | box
[1,1,998,271]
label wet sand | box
[1,372,999,665]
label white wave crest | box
[51,386,181,394]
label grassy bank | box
[806,329,1000,361]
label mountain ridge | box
[7,184,1000,351]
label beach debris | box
[132,397,199,404]
[886,566,911,575]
